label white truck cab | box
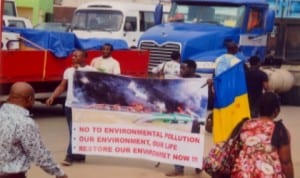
[3,15,33,28]
[2,0,33,50]
[70,1,170,47]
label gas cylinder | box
[261,68,295,93]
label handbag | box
[203,136,242,176]
[203,118,248,176]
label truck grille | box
[139,41,181,72]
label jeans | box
[65,107,85,160]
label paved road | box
[27,104,300,178]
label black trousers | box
[0,172,26,178]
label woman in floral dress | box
[231,92,294,178]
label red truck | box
[0,49,149,104]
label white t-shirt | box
[90,56,121,75]
[214,54,240,76]
[151,60,180,79]
[64,65,96,107]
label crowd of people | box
[0,42,294,178]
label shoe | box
[195,168,202,174]
[61,157,72,166]
[72,155,86,162]
[165,170,184,177]
[72,156,85,163]
[73,158,85,163]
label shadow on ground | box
[31,102,65,118]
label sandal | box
[165,170,184,176]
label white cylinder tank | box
[261,68,295,93]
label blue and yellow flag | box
[213,62,250,143]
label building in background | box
[53,5,75,23]
[15,0,53,25]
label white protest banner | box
[72,72,208,168]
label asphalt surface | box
[27,104,300,178]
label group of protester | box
[0,42,294,178]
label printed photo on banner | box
[71,71,208,168]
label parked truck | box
[70,1,170,48]
[139,0,300,105]
[2,0,33,50]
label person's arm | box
[261,70,271,92]
[90,57,97,67]
[151,63,163,74]
[21,121,67,177]
[262,74,271,92]
[278,130,294,178]
[263,81,271,92]
[46,79,67,106]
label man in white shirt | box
[90,43,121,75]
[151,51,181,79]
[46,49,96,166]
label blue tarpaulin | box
[4,27,128,58]
[75,37,128,51]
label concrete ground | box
[27,105,300,178]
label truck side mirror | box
[265,9,275,33]
[154,3,163,25]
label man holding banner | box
[46,49,96,166]
[166,60,203,176]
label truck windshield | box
[72,10,123,32]
[169,3,245,27]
